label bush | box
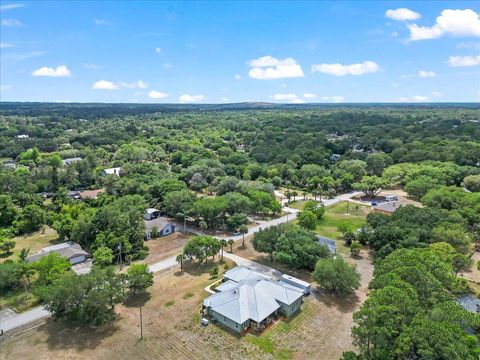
[313,257,361,295]
[210,265,219,278]
[350,241,361,257]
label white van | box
[385,194,399,202]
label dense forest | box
[1,103,479,359]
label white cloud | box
[412,95,430,101]
[163,63,173,68]
[385,8,421,22]
[0,3,25,11]
[118,80,148,89]
[92,80,148,90]
[94,19,111,25]
[448,55,480,67]
[179,94,204,102]
[303,93,316,99]
[8,50,46,60]
[311,61,380,76]
[418,70,436,78]
[155,47,162,54]
[1,18,22,26]
[32,65,71,77]
[248,55,304,80]
[0,42,14,48]
[0,84,12,92]
[398,95,430,102]
[148,90,168,99]
[92,80,119,90]
[432,91,442,97]
[320,96,345,103]
[221,97,229,102]
[408,9,480,41]
[270,93,298,100]
[234,74,242,80]
[269,93,306,103]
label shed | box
[102,167,121,176]
[62,157,82,166]
[373,201,402,215]
[144,208,162,221]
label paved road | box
[1,190,360,334]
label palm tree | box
[228,239,234,253]
[18,262,35,293]
[176,253,186,271]
[18,248,30,261]
[219,239,227,260]
[199,220,208,235]
[239,224,248,248]
[292,191,298,201]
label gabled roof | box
[373,201,402,213]
[223,265,271,283]
[78,188,105,199]
[26,242,88,263]
[144,216,173,230]
[204,277,303,324]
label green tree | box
[176,253,186,271]
[35,268,125,325]
[297,210,318,230]
[93,246,113,268]
[313,257,360,295]
[226,212,248,231]
[0,238,15,255]
[303,200,326,220]
[15,204,46,234]
[32,252,71,286]
[239,224,249,248]
[0,195,17,228]
[162,189,195,217]
[462,174,480,192]
[126,263,154,295]
[219,239,227,260]
[353,176,388,198]
[350,241,361,257]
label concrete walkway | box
[1,190,360,334]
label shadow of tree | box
[123,292,152,308]
[311,289,360,313]
[42,319,119,350]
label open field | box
[1,252,373,360]
[1,226,59,263]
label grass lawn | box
[1,226,59,263]
[0,287,40,312]
[313,201,370,255]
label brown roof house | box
[78,188,105,200]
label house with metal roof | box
[62,157,82,166]
[373,201,402,215]
[203,266,306,333]
[144,216,175,239]
[102,167,122,176]
[26,241,89,265]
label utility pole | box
[117,243,122,268]
[139,307,143,340]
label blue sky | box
[1,1,479,103]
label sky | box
[0,1,479,103]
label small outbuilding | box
[78,188,105,200]
[144,208,163,221]
[62,157,82,166]
[102,167,121,176]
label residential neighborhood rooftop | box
[373,201,402,213]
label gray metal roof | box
[223,265,272,283]
[144,216,172,230]
[26,243,88,263]
[204,277,303,324]
[373,201,402,213]
[316,236,337,254]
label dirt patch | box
[143,232,192,265]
